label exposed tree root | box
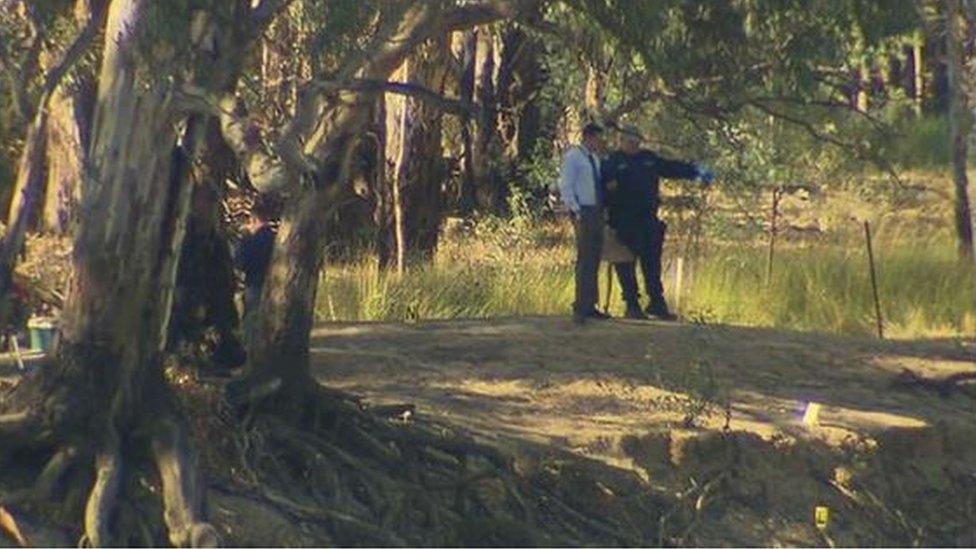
[4,364,680,546]
[188,377,669,546]
[34,444,81,500]
[151,413,219,547]
[0,364,219,547]
[83,445,121,547]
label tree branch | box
[748,95,893,134]
[176,1,543,196]
[747,100,905,186]
[290,0,543,192]
[38,2,106,100]
[175,76,477,195]
[310,78,476,118]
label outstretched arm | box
[652,153,714,183]
[653,153,699,180]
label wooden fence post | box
[766,187,782,286]
[864,221,884,339]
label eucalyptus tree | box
[0,1,293,545]
[225,0,544,407]
[946,0,973,257]
[962,0,976,263]
[0,2,543,545]
[0,2,950,545]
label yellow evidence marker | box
[814,506,830,530]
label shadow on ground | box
[305,317,976,545]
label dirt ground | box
[311,317,973,458]
[310,316,976,546]
[2,317,974,546]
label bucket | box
[27,317,59,353]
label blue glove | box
[696,165,715,185]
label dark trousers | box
[613,218,667,308]
[573,206,604,316]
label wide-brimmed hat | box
[620,124,643,141]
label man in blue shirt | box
[558,123,609,324]
[603,125,714,320]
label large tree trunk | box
[472,27,503,212]
[242,186,329,404]
[381,38,451,269]
[38,0,97,235]
[494,22,545,200]
[507,24,545,162]
[54,1,211,545]
[0,0,102,314]
[1,1,261,544]
[4,0,95,235]
[456,30,479,215]
[458,22,544,216]
[948,0,974,258]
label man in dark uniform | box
[234,195,277,334]
[602,125,714,320]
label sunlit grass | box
[317,258,575,322]
[317,228,974,340]
[681,241,975,338]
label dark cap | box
[582,122,604,137]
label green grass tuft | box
[317,234,973,339]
